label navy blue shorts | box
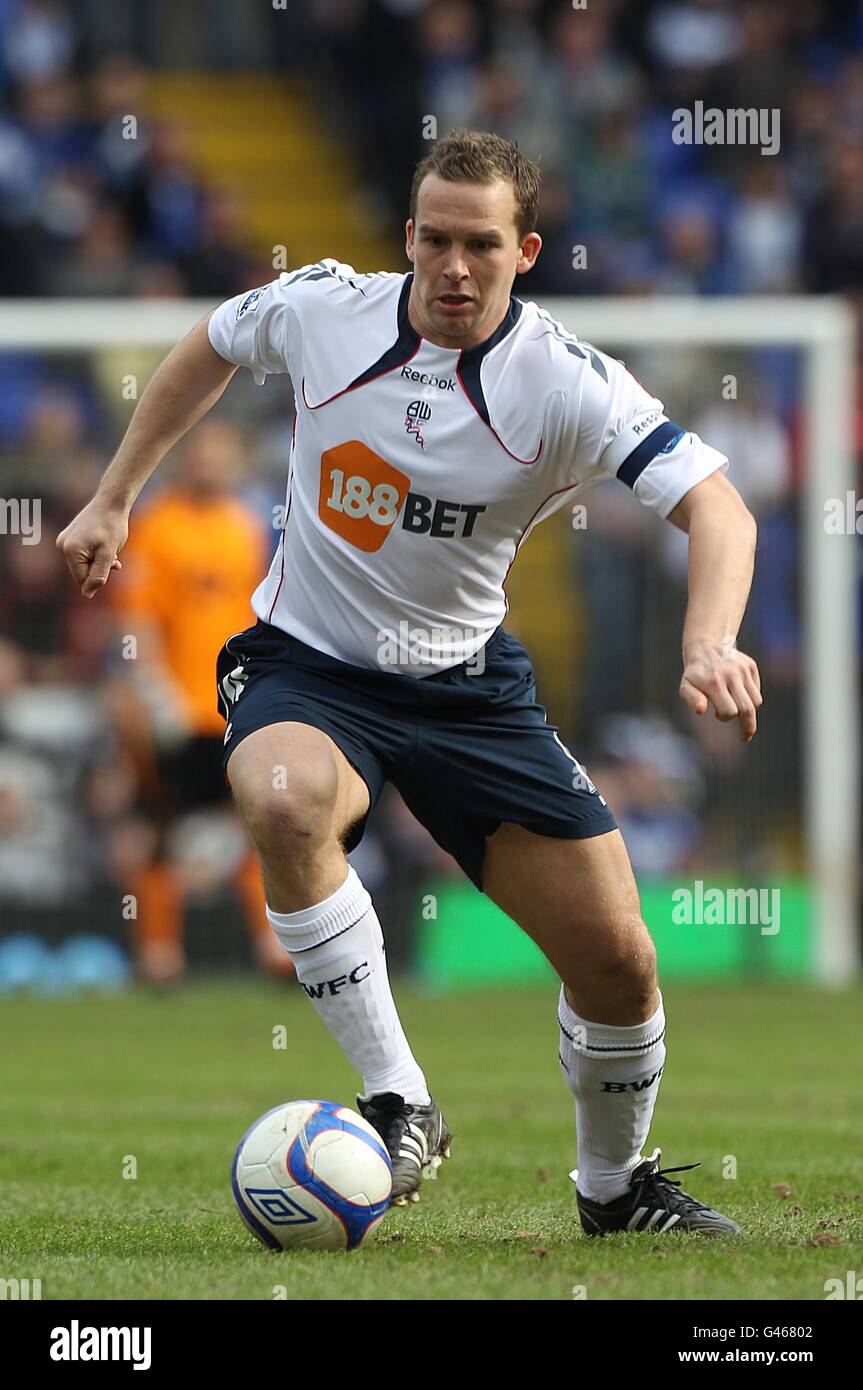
[216,621,617,889]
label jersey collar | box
[401,271,523,363]
[342,272,522,399]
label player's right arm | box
[58,262,336,597]
[57,312,238,598]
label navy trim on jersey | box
[344,274,420,392]
[282,261,369,297]
[616,421,686,489]
[308,273,526,417]
[457,296,523,425]
[345,274,523,402]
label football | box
[231,1100,393,1251]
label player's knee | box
[234,767,340,859]
[594,917,658,1008]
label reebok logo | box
[301,962,370,999]
[400,365,456,391]
[600,1067,664,1094]
[632,410,662,437]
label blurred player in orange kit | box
[110,417,293,982]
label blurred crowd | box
[0,0,861,973]
[1,1,863,301]
[0,46,271,300]
[393,0,863,300]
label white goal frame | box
[0,295,857,984]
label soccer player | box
[58,130,761,1235]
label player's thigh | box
[226,721,370,847]
[482,822,657,1003]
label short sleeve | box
[566,344,729,518]
[207,275,303,386]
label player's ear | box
[405,219,415,263]
[516,232,542,274]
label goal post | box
[0,294,857,984]
[541,296,859,989]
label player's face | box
[406,174,541,349]
[180,421,244,495]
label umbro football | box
[231,1100,393,1251]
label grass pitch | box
[0,979,860,1301]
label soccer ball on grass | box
[232,1100,392,1251]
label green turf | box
[0,980,860,1300]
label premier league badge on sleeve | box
[236,286,267,321]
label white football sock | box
[266,866,430,1105]
[558,984,666,1203]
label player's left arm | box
[560,335,762,741]
[667,470,762,742]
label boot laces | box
[633,1158,710,1215]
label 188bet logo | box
[319,441,485,552]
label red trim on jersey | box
[266,528,287,624]
[455,353,544,465]
[300,337,423,411]
[267,411,298,622]
[501,479,581,593]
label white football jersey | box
[208,259,728,675]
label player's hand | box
[679,639,763,743]
[56,497,129,598]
